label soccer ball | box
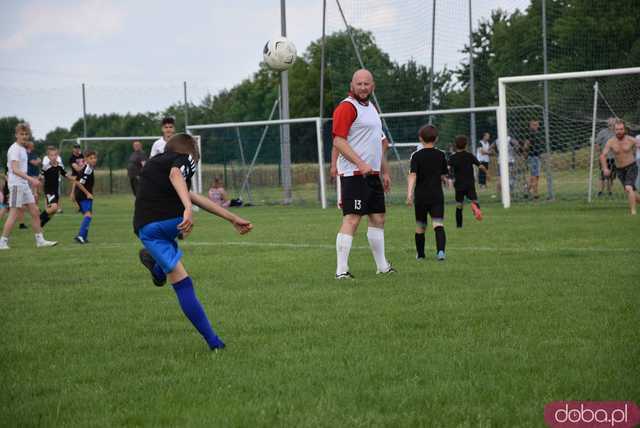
[263,37,297,71]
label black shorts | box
[616,162,638,190]
[455,186,478,203]
[45,193,60,206]
[414,201,444,225]
[600,158,616,180]
[340,175,385,216]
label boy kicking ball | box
[134,133,252,350]
[447,135,486,228]
[406,125,449,261]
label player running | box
[0,123,57,250]
[600,119,640,215]
[406,125,449,261]
[73,150,97,244]
[134,133,252,350]
[331,69,394,279]
[39,146,91,227]
[448,135,486,228]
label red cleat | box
[471,202,483,221]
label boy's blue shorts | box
[79,199,93,213]
[138,217,183,274]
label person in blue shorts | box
[74,150,97,244]
[134,133,253,350]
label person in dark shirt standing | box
[127,141,147,196]
[448,135,486,228]
[39,146,90,227]
[134,133,252,350]
[73,150,97,244]
[524,119,544,199]
[406,125,449,261]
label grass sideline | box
[1,195,638,427]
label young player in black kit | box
[74,150,97,244]
[448,135,486,228]
[134,133,253,350]
[406,125,449,261]
[39,146,91,227]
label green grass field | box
[1,195,638,427]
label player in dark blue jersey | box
[448,136,486,228]
[134,133,253,350]
[73,150,97,244]
[39,146,90,227]
[406,125,448,261]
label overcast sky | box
[0,0,530,138]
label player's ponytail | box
[166,133,200,163]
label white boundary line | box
[54,240,635,253]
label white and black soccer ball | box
[263,37,297,71]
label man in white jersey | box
[0,123,57,250]
[332,69,394,279]
[150,117,176,158]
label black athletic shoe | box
[139,248,166,287]
[19,223,27,229]
[335,272,355,280]
[376,264,397,275]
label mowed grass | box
[1,195,638,427]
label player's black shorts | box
[616,162,638,190]
[455,186,478,203]
[414,201,444,225]
[600,158,616,180]
[45,193,60,206]
[340,174,385,216]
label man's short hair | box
[614,118,625,127]
[15,122,31,134]
[166,133,200,162]
[73,143,81,149]
[161,116,176,126]
[419,125,438,143]
[455,135,468,150]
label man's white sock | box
[367,227,389,272]
[336,233,353,275]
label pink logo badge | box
[545,401,640,428]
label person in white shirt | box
[476,132,491,188]
[150,117,176,158]
[0,123,57,250]
[330,69,394,279]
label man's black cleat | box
[335,272,355,280]
[139,248,166,287]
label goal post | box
[187,117,327,209]
[497,67,640,208]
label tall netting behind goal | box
[188,119,327,208]
[497,68,640,205]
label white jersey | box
[7,142,29,187]
[42,155,64,171]
[337,97,384,176]
[476,140,491,163]
[150,138,167,158]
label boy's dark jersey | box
[74,165,94,201]
[448,151,480,189]
[133,151,196,234]
[69,153,84,177]
[41,164,67,195]
[410,147,448,203]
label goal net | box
[497,67,640,207]
[187,118,327,208]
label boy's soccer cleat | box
[36,239,58,248]
[376,264,397,275]
[436,250,446,261]
[0,241,9,250]
[139,248,166,287]
[335,272,355,280]
[19,223,27,230]
[470,202,483,221]
[209,336,226,350]
[74,236,86,244]
[416,255,425,261]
